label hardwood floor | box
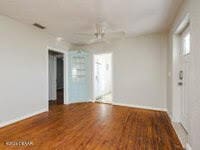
[0,103,183,150]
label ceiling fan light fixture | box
[94,32,105,40]
[33,23,46,29]
[56,37,63,41]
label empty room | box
[0,0,200,149]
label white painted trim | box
[170,115,176,122]
[92,53,96,100]
[111,51,114,103]
[186,143,192,150]
[112,102,167,112]
[47,46,69,107]
[0,108,48,128]
[175,13,190,34]
[166,110,176,122]
[89,99,95,103]
[171,14,190,126]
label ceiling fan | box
[76,23,125,44]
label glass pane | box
[183,33,190,55]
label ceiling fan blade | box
[87,38,111,45]
[104,31,125,39]
[75,33,94,37]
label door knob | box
[178,82,183,86]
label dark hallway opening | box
[48,50,64,106]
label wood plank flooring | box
[0,102,183,150]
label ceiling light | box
[56,37,63,41]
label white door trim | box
[171,14,190,123]
[180,26,190,132]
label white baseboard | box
[170,115,181,123]
[89,99,95,103]
[0,108,48,128]
[186,143,192,150]
[170,116,177,122]
[166,111,174,121]
[67,100,93,105]
[112,102,167,112]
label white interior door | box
[49,53,57,100]
[181,57,190,131]
[94,56,103,98]
[94,54,112,101]
[180,28,190,132]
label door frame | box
[171,14,190,126]
[92,52,113,103]
[180,26,190,131]
[47,46,69,109]
[68,50,91,103]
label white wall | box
[79,33,168,110]
[0,15,69,127]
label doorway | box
[68,50,90,103]
[48,50,64,106]
[93,53,113,103]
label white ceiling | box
[0,0,182,44]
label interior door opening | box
[68,50,90,103]
[48,50,64,106]
[94,53,113,103]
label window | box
[182,28,191,55]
